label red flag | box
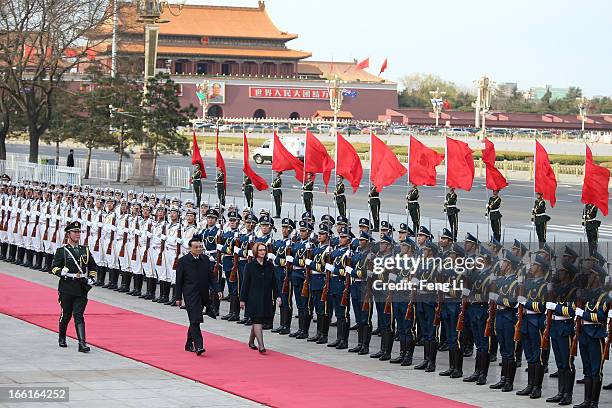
[191,131,206,179]
[535,141,557,207]
[272,132,304,183]
[215,128,226,189]
[378,58,388,75]
[243,132,269,191]
[305,131,335,193]
[443,99,452,110]
[582,145,610,216]
[356,57,369,70]
[445,137,475,191]
[336,132,363,193]
[409,135,443,186]
[86,48,96,61]
[482,138,508,191]
[370,133,406,192]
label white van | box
[252,135,305,164]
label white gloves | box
[388,273,397,282]
[462,289,470,297]
[285,255,294,263]
[160,234,167,240]
[325,263,334,272]
[267,253,276,261]
[247,250,253,258]
[517,296,527,305]
[134,229,141,236]
[233,246,240,254]
[489,293,499,302]
[87,278,96,285]
[176,238,182,245]
[305,259,312,267]
[546,302,557,311]
[61,267,69,277]
[575,308,584,318]
[208,256,215,263]
[345,266,353,275]
[216,244,223,251]
[608,310,612,319]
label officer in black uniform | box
[368,186,380,232]
[532,192,550,246]
[487,189,502,242]
[243,176,254,209]
[406,184,420,234]
[216,168,225,206]
[303,172,314,213]
[582,203,600,256]
[51,221,98,353]
[444,187,459,241]
[334,175,347,218]
[271,171,283,218]
[192,164,202,208]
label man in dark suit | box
[175,236,222,355]
[66,149,75,167]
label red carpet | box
[0,273,474,408]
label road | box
[8,143,609,242]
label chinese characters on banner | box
[249,87,330,100]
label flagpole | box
[533,139,537,246]
[368,131,372,228]
[444,135,448,229]
[302,131,307,213]
[406,135,411,229]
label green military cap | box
[64,221,81,233]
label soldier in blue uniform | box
[444,187,459,241]
[327,226,352,350]
[306,223,332,344]
[331,215,347,247]
[51,221,98,353]
[370,234,395,360]
[515,255,549,399]
[582,203,601,256]
[269,218,295,334]
[288,221,312,339]
[573,262,609,408]
[302,173,314,214]
[414,241,440,372]
[532,192,550,246]
[463,245,496,385]
[486,190,503,242]
[201,209,221,316]
[544,261,577,405]
[489,250,520,392]
[334,175,347,218]
[220,211,241,322]
[406,184,420,234]
[348,232,374,354]
[368,186,380,232]
[236,213,257,325]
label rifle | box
[228,237,240,283]
[320,253,331,302]
[106,216,116,255]
[457,274,469,332]
[362,257,373,312]
[43,203,50,241]
[341,254,351,307]
[3,197,11,231]
[51,205,60,244]
[541,282,555,350]
[118,216,129,257]
[173,224,182,270]
[434,266,442,326]
[213,231,222,278]
[94,213,102,252]
[604,301,612,360]
[141,222,152,263]
[156,224,166,266]
[302,246,313,298]
[13,200,21,234]
[21,202,30,237]
[131,218,140,261]
[63,206,72,244]
[282,244,292,294]
[405,278,416,320]
[513,267,526,343]
[31,202,40,238]
[0,197,4,231]
[83,210,91,246]
[570,299,584,357]
[484,282,497,337]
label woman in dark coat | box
[240,242,281,353]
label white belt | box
[311,271,323,275]
[553,315,571,321]
[489,209,500,212]
[205,250,216,256]
[446,205,456,207]
[273,188,281,191]
[407,200,418,203]
[526,310,542,315]
[535,213,547,217]
[583,321,599,325]
[496,305,508,310]
[335,193,344,196]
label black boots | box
[164,285,177,306]
[529,363,545,399]
[336,318,349,350]
[414,340,430,370]
[573,376,592,408]
[402,339,415,366]
[327,317,343,347]
[279,308,292,335]
[222,296,239,320]
[289,310,303,337]
[476,351,491,385]
[0,242,7,260]
[58,320,68,348]
[23,249,33,268]
[142,277,156,300]
[517,363,535,396]
[15,246,24,265]
[296,313,311,339]
[558,368,575,405]
[316,315,329,344]
[390,339,407,364]
[6,244,16,263]
[43,253,53,272]
[464,350,483,382]
[34,251,44,270]
[502,359,517,392]
[358,326,372,355]
[451,348,464,378]
[349,325,364,353]
[106,269,119,290]
[308,314,323,342]
[130,275,143,296]
[425,340,437,372]
[75,322,90,353]
[378,328,393,361]
[490,357,507,389]
[439,349,455,376]
[370,328,387,359]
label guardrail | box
[0,159,82,184]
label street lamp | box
[429,87,446,127]
[326,74,345,136]
[576,96,588,133]
[476,75,493,137]
[128,0,185,186]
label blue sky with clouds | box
[186,0,612,96]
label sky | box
[186,0,612,97]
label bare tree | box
[0,0,114,163]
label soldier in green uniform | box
[243,176,254,209]
[406,184,420,234]
[302,172,314,214]
[216,167,225,206]
[368,186,380,232]
[582,203,600,256]
[334,175,346,218]
[191,164,202,208]
[531,192,550,247]
[271,172,282,218]
[51,221,98,353]
[444,187,459,241]
[486,189,502,242]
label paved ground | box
[2,264,611,408]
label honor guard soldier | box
[271,172,282,218]
[115,199,131,293]
[201,209,221,314]
[289,221,313,339]
[582,203,600,256]
[216,168,226,206]
[406,184,420,233]
[102,199,119,290]
[349,232,375,355]
[302,172,314,214]
[444,187,459,241]
[220,210,241,321]
[163,206,182,306]
[151,206,168,303]
[306,223,332,344]
[368,186,380,232]
[243,176,254,209]
[269,217,294,334]
[192,164,203,208]
[328,226,352,350]
[371,234,396,361]
[334,175,347,218]
[126,201,142,295]
[487,189,503,242]
[532,192,550,246]
[51,221,97,352]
